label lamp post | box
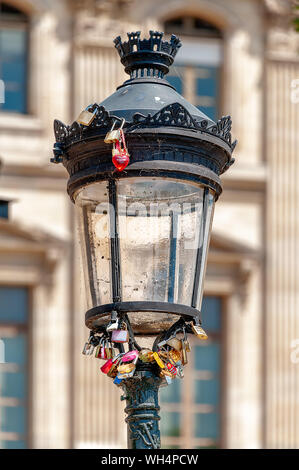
[52,31,236,449]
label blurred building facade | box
[0,0,298,449]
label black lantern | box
[52,31,236,449]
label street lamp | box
[52,31,236,449]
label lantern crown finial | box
[113,30,182,78]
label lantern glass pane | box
[118,178,204,305]
[75,181,112,308]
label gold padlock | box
[166,337,182,351]
[118,363,136,374]
[104,129,121,144]
[160,368,173,378]
[104,118,125,143]
[139,349,155,363]
[191,323,208,340]
[77,109,96,126]
[169,349,181,364]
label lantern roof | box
[102,30,214,124]
[52,31,237,201]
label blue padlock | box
[113,376,123,386]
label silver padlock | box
[82,342,94,355]
[106,310,120,332]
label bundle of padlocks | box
[82,314,208,388]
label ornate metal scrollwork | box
[129,421,160,449]
[207,115,238,151]
[132,102,198,129]
[132,103,237,151]
[53,102,236,153]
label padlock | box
[160,368,173,378]
[101,353,123,375]
[139,349,155,363]
[113,376,123,386]
[104,129,121,144]
[153,352,165,369]
[166,337,182,351]
[106,310,120,332]
[107,358,121,378]
[111,322,129,343]
[158,327,183,351]
[118,363,136,374]
[191,323,208,340]
[112,140,130,172]
[77,109,96,126]
[166,362,177,376]
[169,348,181,364]
[106,319,120,332]
[181,340,188,366]
[104,119,124,143]
[176,364,184,379]
[100,358,114,374]
[95,337,108,360]
[105,338,115,359]
[117,355,138,378]
[121,350,139,363]
[183,328,191,353]
[82,342,94,355]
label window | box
[160,296,223,448]
[165,16,222,122]
[0,286,29,449]
[0,200,9,219]
[0,2,28,113]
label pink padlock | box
[111,328,129,343]
[122,350,139,363]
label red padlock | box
[100,358,113,374]
[167,362,177,376]
[112,130,130,171]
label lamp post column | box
[122,367,162,449]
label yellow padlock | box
[191,323,208,340]
[153,352,165,369]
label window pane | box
[0,287,28,323]
[160,411,180,437]
[201,296,221,332]
[0,371,26,399]
[194,412,219,439]
[1,440,26,449]
[0,28,27,113]
[160,379,181,403]
[195,65,219,121]
[194,343,220,372]
[194,378,219,405]
[1,335,26,365]
[0,405,26,434]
